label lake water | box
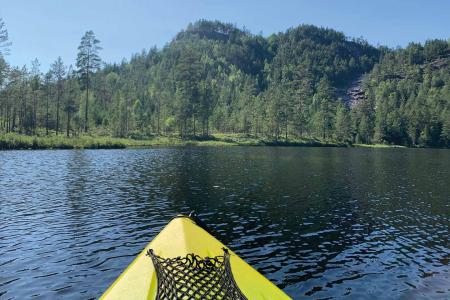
[1,147,449,299]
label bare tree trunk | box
[22,94,26,134]
[157,99,160,135]
[285,115,288,141]
[125,98,129,137]
[12,107,16,132]
[84,71,89,133]
[193,115,196,137]
[46,89,49,136]
[56,89,60,135]
[33,93,37,135]
[7,105,10,133]
[0,98,4,132]
[66,110,70,137]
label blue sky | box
[1,0,450,70]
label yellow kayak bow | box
[100,215,291,299]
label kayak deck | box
[100,216,291,299]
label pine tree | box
[174,47,201,137]
[0,18,11,56]
[334,102,351,142]
[51,57,66,135]
[30,58,41,135]
[76,30,101,133]
[43,71,52,136]
[64,67,79,137]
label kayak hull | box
[100,216,291,299]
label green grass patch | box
[353,143,407,148]
[0,133,351,150]
[0,133,126,150]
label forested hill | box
[363,41,450,146]
[0,20,449,147]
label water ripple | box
[0,147,449,299]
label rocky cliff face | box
[336,75,367,108]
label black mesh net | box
[147,248,247,300]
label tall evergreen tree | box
[0,18,11,56]
[174,47,201,136]
[64,66,79,137]
[334,102,351,142]
[43,71,52,136]
[51,57,66,135]
[30,58,41,135]
[76,30,101,133]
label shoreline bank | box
[0,133,422,150]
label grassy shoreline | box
[353,143,407,149]
[0,133,426,150]
[0,133,344,150]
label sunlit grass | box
[1,132,351,150]
[0,133,126,150]
[353,143,407,148]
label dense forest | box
[0,19,449,147]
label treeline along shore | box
[0,19,449,150]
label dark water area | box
[1,147,449,299]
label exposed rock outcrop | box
[336,75,367,108]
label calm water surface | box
[1,147,449,299]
